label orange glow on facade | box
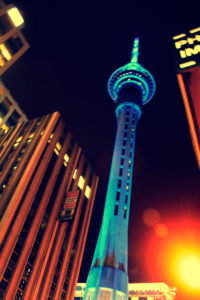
[177,73,200,167]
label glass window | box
[114,204,119,216]
[120,158,124,166]
[119,168,123,177]
[116,191,120,202]
[117,180,121,189]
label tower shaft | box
[83,38,155,300]
[83,102,141,300]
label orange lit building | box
[0,0,29,75]
[0,111,99,300]
[172,26,200,167]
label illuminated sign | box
[60,191,79,221]
[173,27,200,71]
[172,27,200,168]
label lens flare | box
[177,252,200,289]
[142,208,160,227]
[154,223,168,238]
[145,216,200,297]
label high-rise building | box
[75,282,176,300]
[0,111,99,300]
[0,79,28,130]
[83,39,156,300]
[172,26,200,168]
[0,0,29,75]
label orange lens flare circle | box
[142,208,160,227]
[154,223,168,238]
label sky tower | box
[83,38,156,300]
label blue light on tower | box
[83,38,156,300]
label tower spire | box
[131,37,139,63]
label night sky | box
[2,1,200,299]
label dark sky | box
[2,1,200,299]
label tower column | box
[83,103,141,300]
[83,38,156,300]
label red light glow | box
[177,251,200,289]
[145,216,200,296]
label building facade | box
[83,39,156,300]
[172,26,200,167]
[75,283,176,300]
[0,79,28,130]
[0,111,99,300]
[0,0,29,75]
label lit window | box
[47,133,53,142]
[128,160,131,168]
[28,133,35,139]
[78,175,85,190]
[63,153,69,167]
[54,142,61,156]
[0,44,12,61]
[1,123,8,131]
[16,136,22,143]
[73,169,77,179]
[13,136,22,148]
[7,7,24,27]
[85,185,91,198]
[124,207,127,218]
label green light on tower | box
[83,38,156,300]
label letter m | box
[185,45,200,56]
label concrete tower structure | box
[83,38,156,300]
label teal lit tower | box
[83,38,156,300]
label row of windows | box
[113,108,133,218]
